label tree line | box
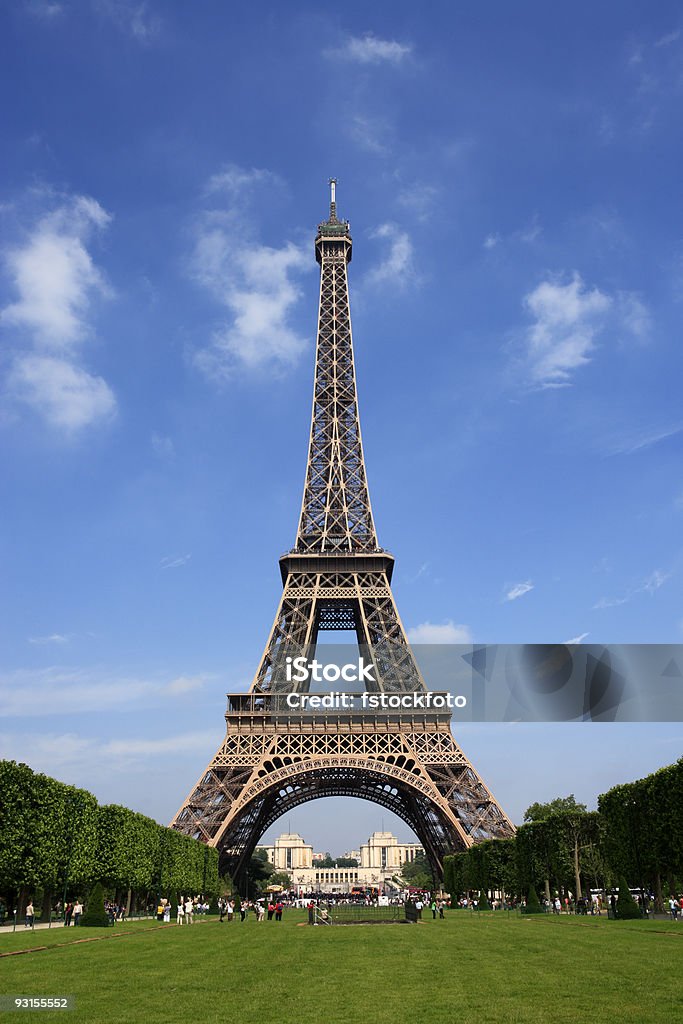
[0,760,219,920]
[444,758,683,910]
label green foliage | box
[524,795,587,821]
[269,871,293,889]
[80,882,110,928]
[244,855,274,898]
[401,851,433,889]
[525,885,544,914]
[616,877,641,920]
[0,761,97,896]
[0,760,217,904]
[477,891,489,910]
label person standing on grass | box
[25,900,34,928]
[240,902,247,922]
[64,902,73,927]
[227,900,234,922]
[275,901,283,921]
[73,900,83,926]
[184,897,194,924]
[430,899,437,919]
[176,899,185,925]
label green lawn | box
[0,911,680,1023]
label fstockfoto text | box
[283,692,467,710]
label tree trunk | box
[544,878,550,904]
[573,836,582,899]
[40,891,52,924]
[655,872,664,913]
[126,889,133,916]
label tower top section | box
[316,178,352,263]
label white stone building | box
[256,830,423,894]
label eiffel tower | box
[171,182,514,881]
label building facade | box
[256,830,424,894]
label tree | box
[401,852,433,890]
[269,872,293,889]
[80,882,110,928]
[616,876,641,920]
[525,885,543,914]
[524,795,587,822]
[244,855,273,898]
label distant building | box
[256,830,424,894]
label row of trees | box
[444,758,683,909]
[0,761,219,918]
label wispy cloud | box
[94,0,161,42]
[28,633,70,645]
[191,165,310,381]
[346,112,392,154]
[396,182,439,222]
[25,1,64,18]
[326,33,412,65]
[654,30,681,48]
[601,423,683,456]
[0,729,219,777]
[564,632,589,645]
[160,553,191,569]
[365,223,415,289]
[593,568,671,610]
[522,273,612,388]
[151,432,175,460]
[618,290,652,340]
[0,667,213,717]
[1,192,116,432]
[483,234,500,250]
[407,621,472,644]
[505,581,534,602]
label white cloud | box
[365,223,415,289]
[2,196,111,347]
[602,423,683,456]
[160,553,191,569]
[505,581,534,602]
[0,728,218,776]
[0,666,213,717]
[327,33,412,65]
[8,355,116,431]
[522,273,612,387]
[483,234,500,250]
[151,432,175,460]
[654,30,680,48]
[397,183,438,222]
[347,112,391,154]
[618,291,652,340]
[407,621,472,644]
[94,0,161,42]
[593,568,671,609]
[563,632,589,645]
[25,1,64,18]
[28,633,70,645]
[191,166,310,380]
[1,193,116,432]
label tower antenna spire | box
[328,177,337,221]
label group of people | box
[412,898,446,919]
[216,898,285,923]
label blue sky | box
[1,1,681,854]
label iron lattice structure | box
[171,185,515,881]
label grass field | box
[1,911,680,1023]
